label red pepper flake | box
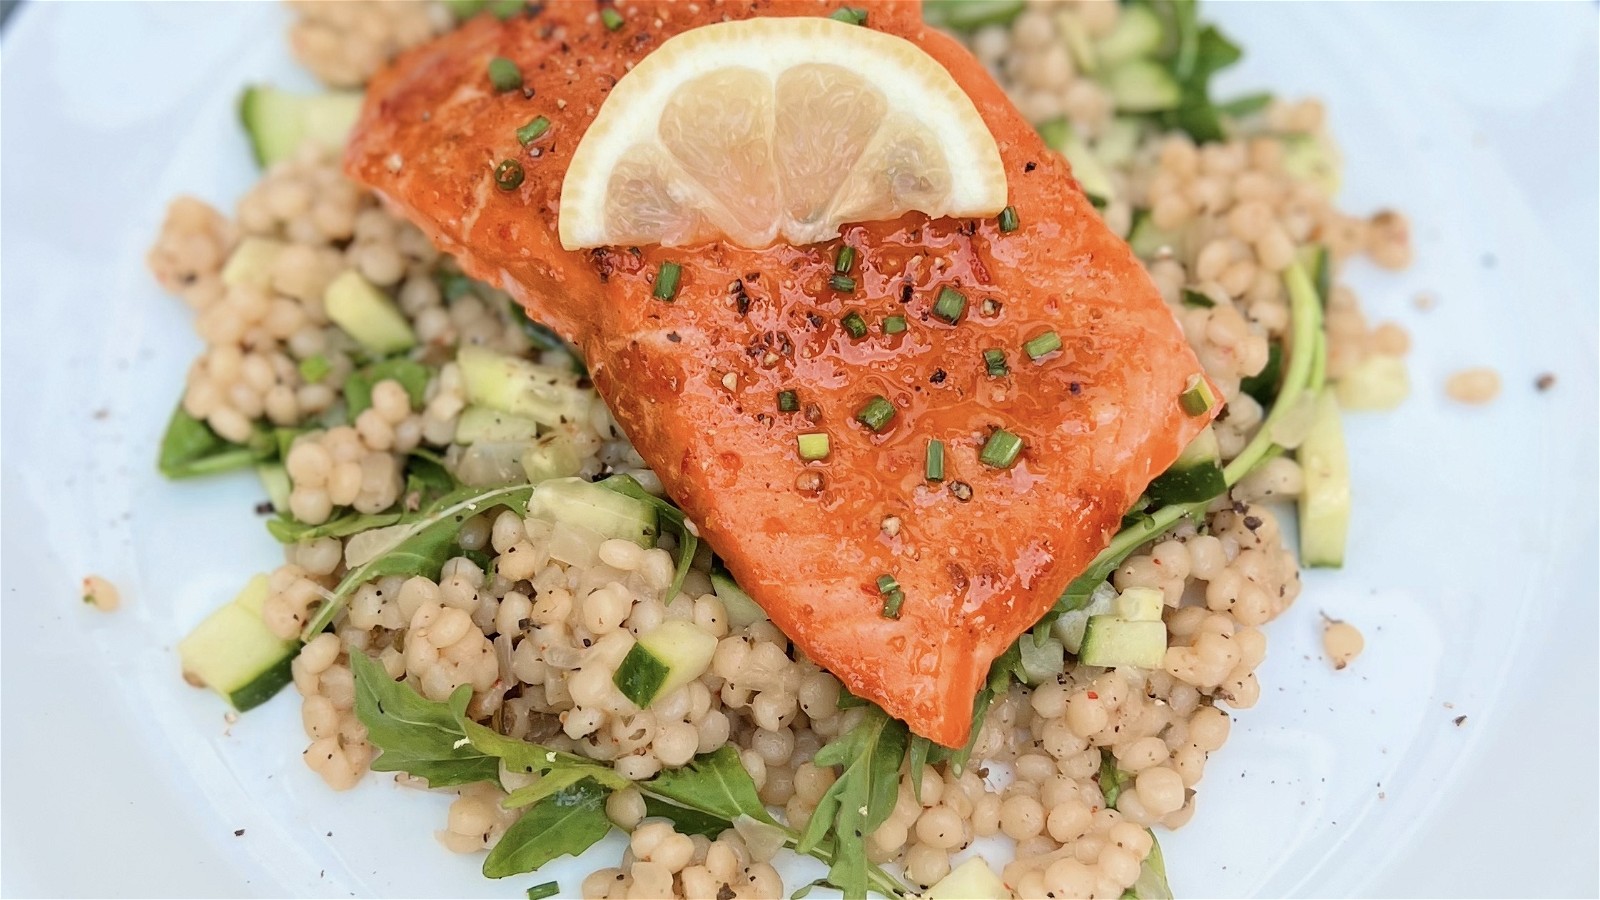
[1086,691,1098,700]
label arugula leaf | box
[344,357,432,418]
[301,483,534,637]
[455,716,628,792]
[642,796,734,838]
[158,404,275,478]
[1122,832,1174,900]
[265,510,404,544]
[349,652,499,787]
[646,746,777,826]
[503,768,599,810]
[798,708,908,899]
[599,475,696,603]
[1098,749,1133,809]
[404,449,456,503]
[1215,91,1273,119]
[483,779,612,879]
[1240,342,1284,408]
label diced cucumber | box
[710,568,769,628]
[1281,133,1343,198]
[1103,60,1182,113]
[925,858,1009,900]
[458,345,592,428]
[1297,389,1350,567]
[455,405,540,445]
[1335,353,1409,411]
[1114,587,1165,622]
[1053,581,1117,654]
[453,441,530,487]
[1094,4,1163,68]
[612,620,718,707]
[1040,118,1116,205]
[1126,209,1180,257]
[238,86,363,168]
[1094,117,1143,169]
[520,432,584,483]
[1144,426,1225,506]
[1079,615,1167,669]
[177,574,299,711]
[220,237,285,288]
[324,270,417,355]
[1018,634,1066,685]
[256,462,291,514]
[528,477,657,547]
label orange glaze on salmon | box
[346,0,1221,747]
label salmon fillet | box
[346,0,1220,747]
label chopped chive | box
[998,205,1020,233]
[653,261,682,301]
[925,439,945,481]
[979,429,1024,469]
[932,286,967,324]
[778,390,799,412]
[883,315,907,335]
[834,245,856,274]
[1023,329,1062,360]
[983,348,1009,378]
[516,115,550,145]
[526,883,560,900]
[876,573,899,595]
[487,56,523,92]
[493,159,525,191]
[830,274,858,292]
[855,395,895,432]
[829,6,868,25]
[798,432,831,460]
[298,354,331,383]
[881,588,906,619]
[1180,374,1216,415]
[1181,288,1216,308]
[600,7,624,30]
[840,311,868,339]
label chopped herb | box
[876,574,899,595]
[600,7,624,30]
[487,56,523,92]
[1024,329,1062,360]
[979,429,1024,469]
[880,588,906,619]
[932,286,967,324]
[997,205,1020,233]
[653,262,682,301]
[883,315,907,335]
[830,274,858,293]
[494,159,525,191]
[841,311,868,339]
[298,354,331,383]
[797,432,831,460]
[778,390,799,413]
[983,348,1009,378]
[855,395,895,432]
[526,883,560,900]
[829,6,868,25]
[1181,288,1216,308]
[834,244,856,274]
[1180,374,1216,415]
[925,439,945,481]
[516,115,550,145]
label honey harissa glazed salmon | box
[346,0,1221,747]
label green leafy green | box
[647,746,777,826]
[1122,832,1174,899]
[599,475,696,603]
[403,450,458,504]
[344,357,431,418]
[798,708,908,899]
[1125,0,1250,143]
[642,796,735,838]
[265,510,404,544]
[483,779,612,879]
[456,716,627,792]
[922,0,1025,32]
[1240,342,1284,408]
[158,405,275,479]
[350,652,499,787]
[503,768,602,810]
[298,354,331,383]
[1099,750,1132,809]
[1215,90,1273,119]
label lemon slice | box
[559,17,1007,250]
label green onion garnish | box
[1181,288,1216,308]
[829,7,868,25]
[526,883,560,900]
[298,354,331,383]
[979,429,1024,469]
[798,432,831,460]
[998,205,1020,233]
[494,159,525,191]
[1024,329,1062,360]
[855,395,895,432]
[876,573,899,595]
[881,587,906,619]
[883,315,907,335]
[1180,374,1216,415]
[831,274,857,292]
[841,311,867,338]
[516,115,550,145]
[653,262,682,301]
[925,439,945,481]
[600,7,624,30]
[983,348,1008,378]
[487,56,523,92]
[932,286,967,324]
[834,245,856,274]
[778,390,799,412]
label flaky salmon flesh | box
[346,0,1220,747]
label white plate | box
[2,3,1595,897]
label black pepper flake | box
[930,368,947,384]
[1069,382,1081,395]
[717,886,736,900]
[521,86,535,99]
[1025,161,1037,172]
[899,281,914,303]
[666,332,681,343]
[728,278,744,293]
[253,501,274,515]
[1243,515,1263,531]
[234,829,245,837]
[806,312,823,328]
[1453,715,1467,726]
[803,402,822,423]
[1535,372,1556,391]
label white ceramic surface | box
[2,3,1595,898]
